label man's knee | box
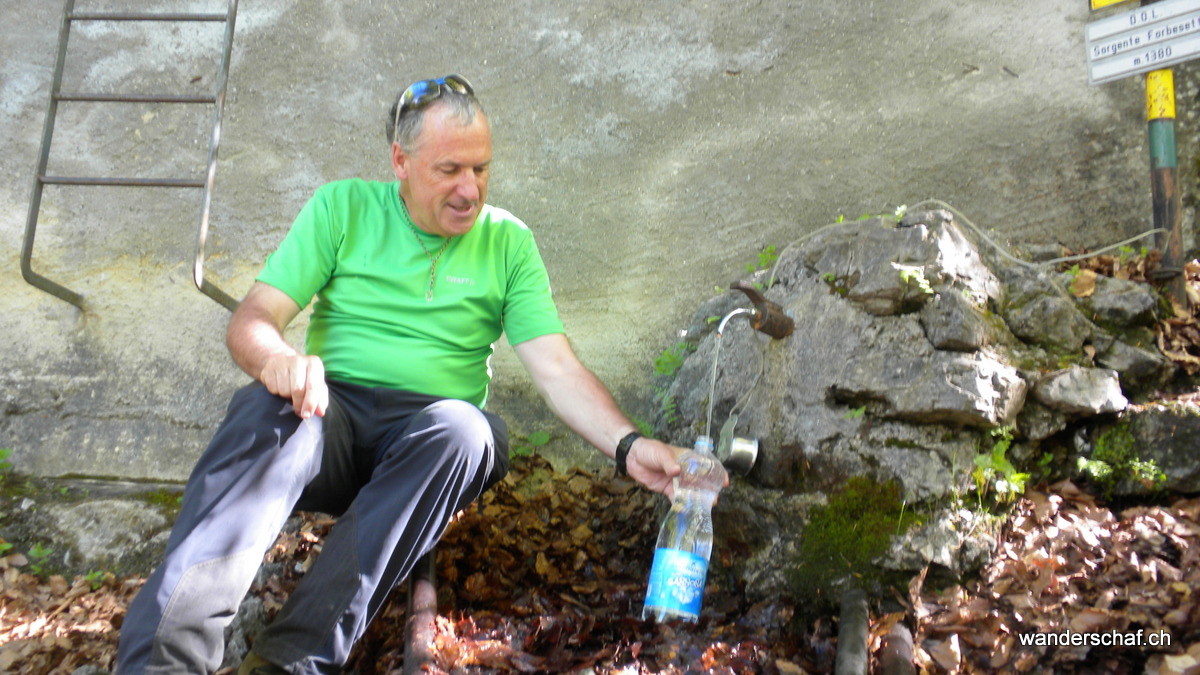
[401,400,506,479]
[421,399,494,452]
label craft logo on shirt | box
[446,276,475,286]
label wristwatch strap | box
[615,432,643,476]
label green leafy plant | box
[658,390,680,426]
[972,427,1028,503]
[1076,424,1166,497]
[756,245,779,271]
[821,272,850,296]
[742,245,779,289]
[84,569,109,590]
[895,264,934,296]
[0,542,13,557]
[0,448,13,483]
[511,430,552,458]
[27,542,53,576]
[630,417,655,438]
[844,406,866,420]
[653,341,693,377]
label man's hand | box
[227,282,327,419]
[260,353,328,419]
[627,437,729,500]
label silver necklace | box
[400,202,451,302]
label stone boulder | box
[919,289,997,352]
[877,507,998,578]
[1032,366,1128,416]
[1077,405,1200,496]
[1126,406,1200,493]
[43,499,170,571]
[1083,275,1161,327]
[1095,335,1174,393]
[998,266,1098,353]
[658,210,1188,609]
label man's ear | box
[391,142,410,181]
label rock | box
[1095,336,1175,393]
[1015,399,1071,441]
[899,209,1004,304]
[773,214,999,317]
[840,422,977,502]
[999,267,1097,353]
[657,209,1193,610]
[919,289,993,352]
[1124,406,1200,493]
[222,596,267,670]
[1004,295,1097,353]
[878,508,998,578]
[832,349,1027,428]
[43,499,170,570]
[1085,276,1160,327]
[713,482,821,602]
[1033,367,1127,416]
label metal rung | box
[68,12,227,22]
[41,176,206,188]
[23,0,241,313]
[56,93,217,104]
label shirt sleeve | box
[501,229,565,345]
[256,186,341,309]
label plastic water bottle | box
[642,435,725,622]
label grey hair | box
[386,89,485,153]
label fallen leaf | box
[1070,269,1098,297]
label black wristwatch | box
[615,432,643,476]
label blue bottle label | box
[645,548,708,617]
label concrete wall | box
[0,0,1191,479]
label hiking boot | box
[237,651,288,675]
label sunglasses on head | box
[392,74,474,140]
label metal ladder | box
[20,0,240,312]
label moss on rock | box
[787,476,921,616]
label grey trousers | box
[115,380,508,674]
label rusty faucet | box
[727,281,794,339]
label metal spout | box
[730,281,794,339]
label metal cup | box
[723,436,759,476]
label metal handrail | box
[193,0,240,312]
[21,0,84,308]
[21,0,240,312]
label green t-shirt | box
[257,178,564,407]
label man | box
[115,75,711,674]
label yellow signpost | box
[1146,69,1188,301]
[1087,0,1193,306]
